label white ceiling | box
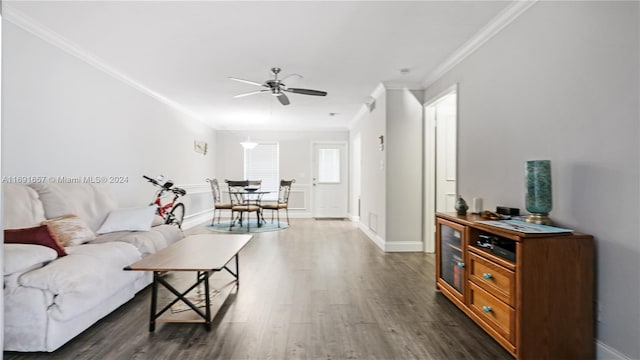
[5,1,511,131]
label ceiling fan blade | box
[281,73,303,84]
[277,93,290,106]
[285,88,328,96]
[228,77,265,87]
[233,90,269,98]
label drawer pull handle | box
[483,273,492,279]
[457,261,465,268]
[482,305,492,313]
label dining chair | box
[247,179,262,189]
[206,178,232,225]
[261,179,295,227]
[225,179,261,231]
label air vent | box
[365,99,376,112]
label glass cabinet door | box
[438,220,465,297]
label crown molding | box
[422,0,538,88]
[381,81,424,90]
[347,82,385,130]
[348,105,370,131]
[3,4,206,125]
[371,82,386,99]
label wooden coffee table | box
[124,234,252,331]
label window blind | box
[244,142,279,200]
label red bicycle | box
[143,175,186,229]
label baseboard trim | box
[288,212,313,218]
[130,207,634,360]
[385,241,424,252]
[357,223,424,252]
[358,223,386,251]
[596,340,632,360]
[182,210,213,230]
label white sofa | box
[3,183,183,352]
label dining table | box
[226,189,272,230]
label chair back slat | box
[247,180,262,188]
[225,179,249,206]
[206,178,223,204]
[225,180,249,187]
[278,179,295,204]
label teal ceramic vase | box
[525,160,552,224]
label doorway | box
[423,85,458,252]
[311,142,348,218]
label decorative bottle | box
[455,196,469,216]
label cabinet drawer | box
[469,282,515,344]
[468,252,515,306]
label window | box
[318,148,341,183]
[244,142,279,200]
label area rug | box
[207,219,289,233]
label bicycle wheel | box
[166,203,185,229]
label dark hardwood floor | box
[5,219,512,360]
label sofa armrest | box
[4,244,57,276]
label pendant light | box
[240,136,257,150]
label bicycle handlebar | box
[143,175,186,197]
[142,175,159,186]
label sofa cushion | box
[2,184,47,229]
[90,224,182,257]
[42,215,96,246]
[152,215,165,227]
[4,225,67,257]
[96,206,157,234]
[18,242,142,321]
[28,183,118,233]
[3,285,51,351]
[4,244,57,276]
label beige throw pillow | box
[42,215,96,246]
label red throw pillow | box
[4,225,67,257]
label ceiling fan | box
[229,67,327,106]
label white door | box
[424,86,458,252]
[435,93,458,213]
[312,142,348,218]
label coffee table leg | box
[236,254,240,287]
[149,271,158,332]
[204,271,212,331]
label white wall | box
[350,132,361,222]
[214,129,349,218]
[385,88,424,251]
[424,2,640,358]
[2,21,216,226]
[350,87,386,244]
[351,87,424,252]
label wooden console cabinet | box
[435,212,594,359]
